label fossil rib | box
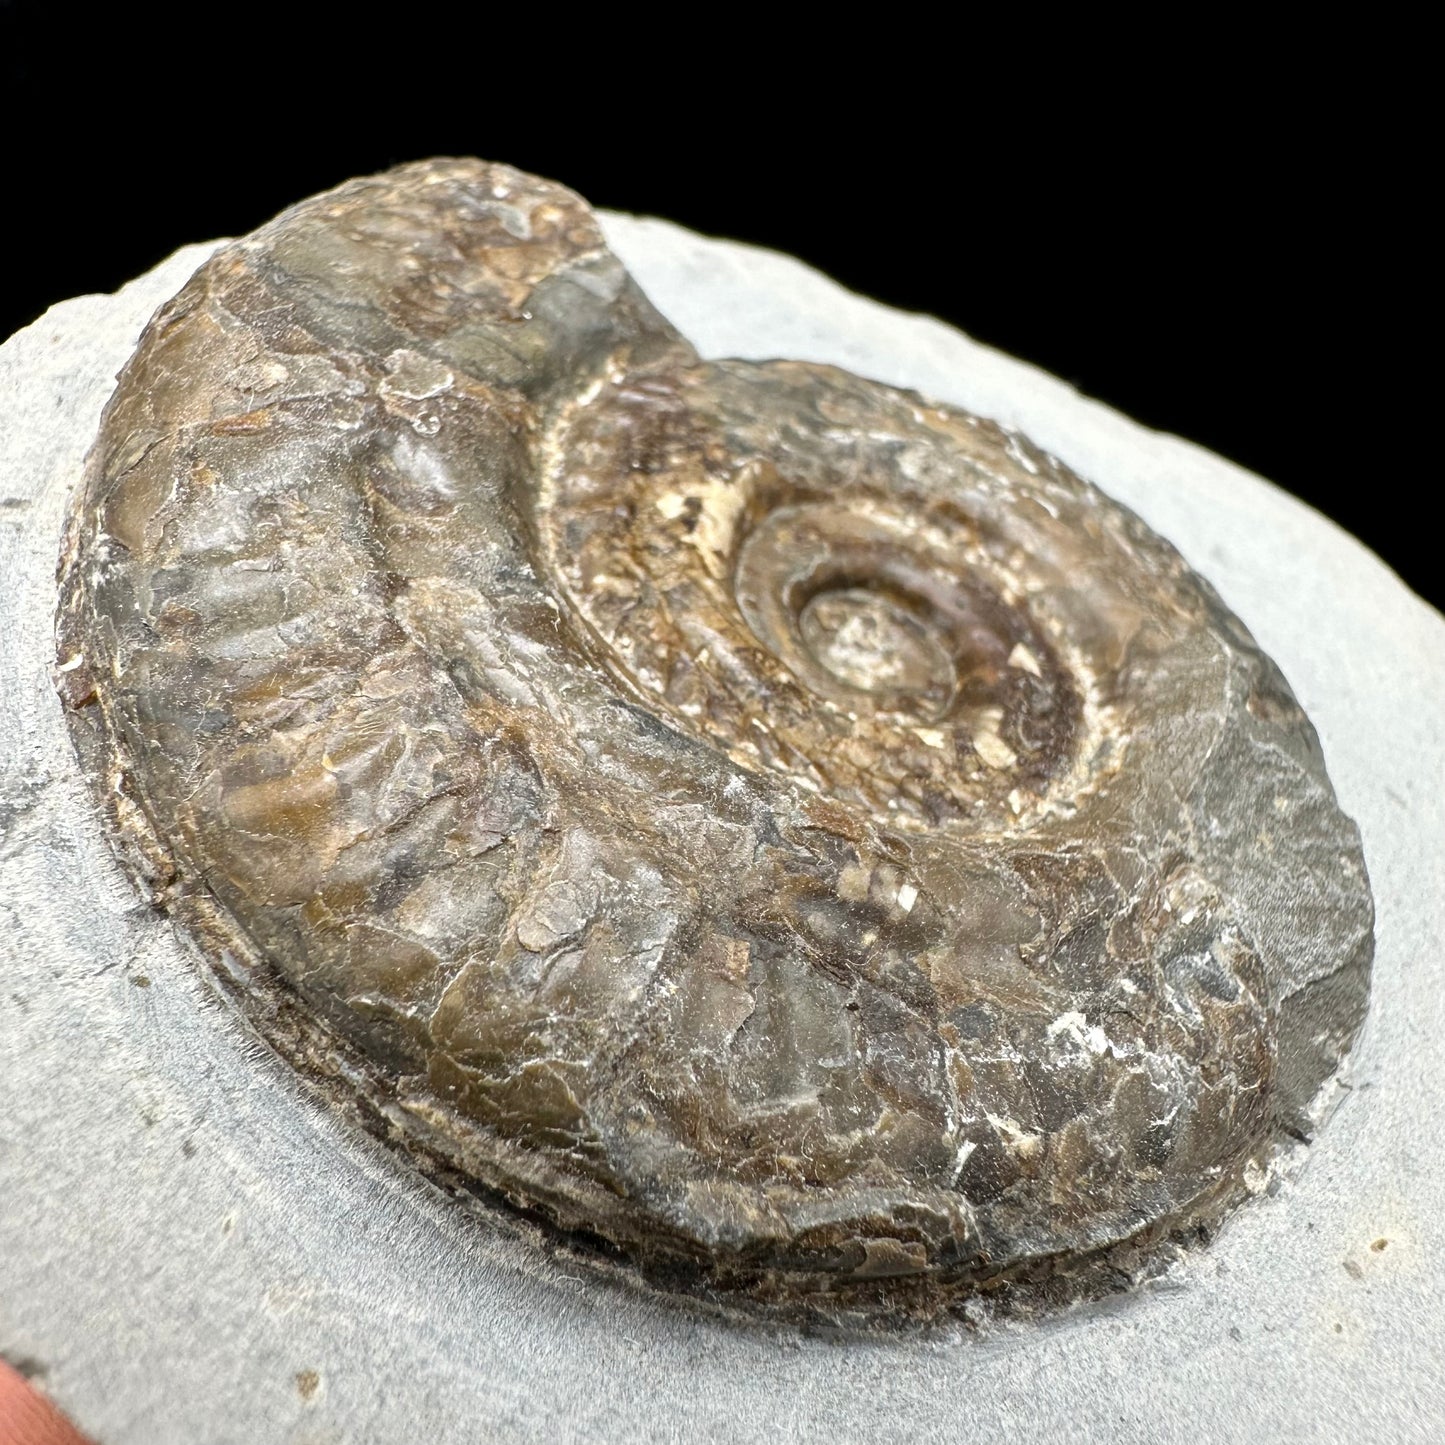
[56,159,1373,1319]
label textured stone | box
[6,206,1443,1445]
[54,160,1371,1322]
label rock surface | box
[54,160,1370,1316]
[1,194,1440,1442]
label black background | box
[3,6,1429,606]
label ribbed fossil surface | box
[56,159,1372,1322]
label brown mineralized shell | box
[55,159,1373,1322]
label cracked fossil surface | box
[56,159,1373,1320]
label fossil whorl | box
[57,159,1372,1317]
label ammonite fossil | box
[56,159,1373,1322]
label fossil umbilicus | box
[56,159,1372,1323]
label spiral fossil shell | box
[56,159,1373,1319]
